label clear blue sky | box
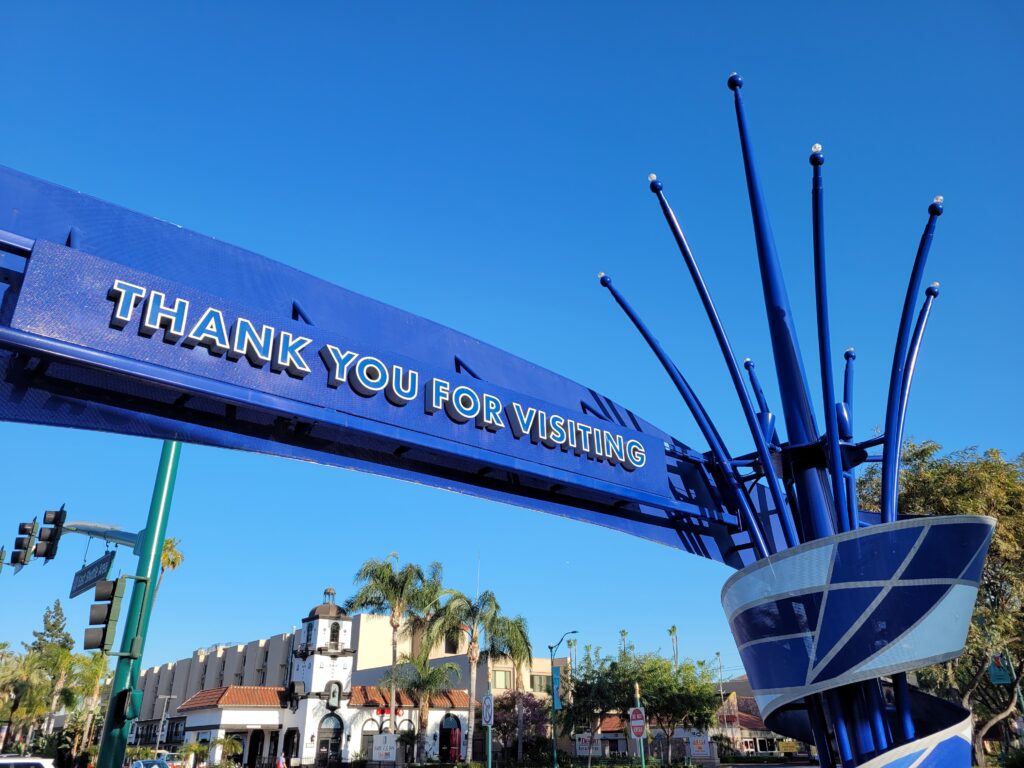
[0,3,1020,681]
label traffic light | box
[11,519,39,566]
[84,577,127,653]
[34,505,67,560]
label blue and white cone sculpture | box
[602,74,993,767]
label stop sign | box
[629,706,646,738]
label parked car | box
[0,757,56,768]
[130,759,171,768]
[156,752,184,768]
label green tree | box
[71,653,110,756]
[179,740,209,768]
[379,648,461,762]
[859,441,1024,766]
[563,645,616,768]
[345,554,436,733]
[155,537,185,598]
[427,590,532,761]
[612,654,719,765]
[26,600,74,653]
[0,652,51,749]
[211,736,242,766]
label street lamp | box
[548,630,577,768]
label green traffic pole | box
[550,646,557,768]
[634,683,645,768]
[97,440,182,768]
[487,685,492,768]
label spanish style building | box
[133,589,562,768]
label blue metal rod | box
[728,74,835,542]
[648,176,799,549]
[843,349,855,417]
[811,146,849,533]
[744,358,771,414]
[826,690,856,767]
[866,681,891,750]
[744,359,777,444]
[807,695,836,768]
[842,349,858,531]
[893,673,916,742]
[893,283,940,486]
[599,273,772,559]
[880,199,944,523]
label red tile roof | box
[349,685,475,710]
[178,686,287,712]
[598,715,626,732]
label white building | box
[134,588,561,767]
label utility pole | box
[548,630,577,768]
[154,694,177,752]
[97,440,182,768]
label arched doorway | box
[247,731,265,768]
[316,714,343,768]
[361,720,381,757]
[438,714,461,762]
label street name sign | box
[69,551,115,598]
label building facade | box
[133,589,563,767]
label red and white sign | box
[629,706,646,738]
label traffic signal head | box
[11,520,39,566]
[34,507,67,560]
[83,576,127,653]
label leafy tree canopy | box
[26,600,74,653]
[860,441,1024,766]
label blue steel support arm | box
[599,273,771,559]
[880,199,943,523]
[727,74,835,541]
[842,349,859,530]
[810,146,849,532]
[743,359,777,444]
[647,175,799,549]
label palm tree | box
[71,652,109,755]
[155,537,185,597]
[345,554,436,733]
[41,645,79,735]
[0,652,50,749]
[212,735,243,766]
[427,591,531,761]
[380,649,461,762]
[402,562,446,658]
[500,616,533,763]
[667,625,679,667]
[179,740,209,768]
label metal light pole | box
[97,440,182,768]
[548,630,577,768]
[154,694,177,752]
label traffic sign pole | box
[485,686,493,768]
[96,440,181,768]
[633,684,646,768]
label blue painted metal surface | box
[0,73,992,765]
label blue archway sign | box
[0,75,993,767]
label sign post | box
[96,440,182,768]
[482,687,493,768]
[630,685,646,768]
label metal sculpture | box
[0,74,991,766]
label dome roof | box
[307,602,346,619]
[307,586,346,620]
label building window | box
[330,622,341,649]
[305,623,314,648]
[493,669,512,689]
[444,634,459,654]
[530,674,551,693]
